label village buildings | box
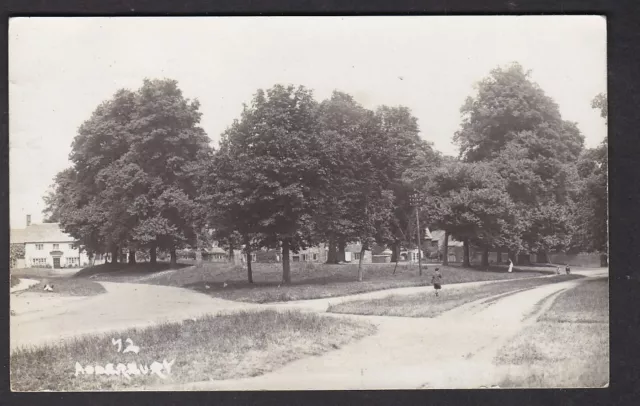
[10,216,91,269]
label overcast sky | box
[9,16,607,228]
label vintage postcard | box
[9,16,608,391]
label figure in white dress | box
[508,259,514,273]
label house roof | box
[429,229,445,241]
[10,223,75,244]
[345,244,363,253]
[429,229,464,247]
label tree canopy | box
[44,66,607,280]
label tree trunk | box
[245,236,253,284]
[600,253,608,267]
[357,245,366,282]
[195,250,203,268]
[228,245,235,265]
[496,248,502,264]
[128,250,137,265]
[462,238,471,268]
[415,208,423,276]
[337,237,346,263]
[150,244,157,265]
[170,247,177,267]
[391,241,400,263]
[392,240,400,274]
[110,246,119,265]
[282,239,291,284]
[327,235,338,264]
[442,231,449,266]
[481,247,489,267]
[196,234,203,268]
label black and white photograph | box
[9,16,608,391]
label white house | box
[10,217,90,269]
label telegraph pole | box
[410,193,423,276]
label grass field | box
[494,277,609,388]
[11,309,376,391]
[22,278,107,297]
[10,275,21,288]
[327,274,583,318]
[11,268,107,297]
[71,261,554,303]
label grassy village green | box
[327,274,583,318]
[11,268,107,297]
[10,275,21,288]
[11,309,376,391]
[67,261,555,303]
[495,277,609,388]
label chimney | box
[26,214,31,227]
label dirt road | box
[10,282,257,351]
[11,268,607,389]
[159,275,600,390]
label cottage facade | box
[11,218,90,269]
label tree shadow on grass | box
[73,261,190,279]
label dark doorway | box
[53,258,61,269]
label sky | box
[9,16,607,228]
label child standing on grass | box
[431,268,442,297]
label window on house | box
[251,253,257,262]
[312,253,318,261]
[53,244,59,250]
[302,254,309,261]
[32,258,47,266]
[354,253,361,260]
[35,244,44,250]
[292,255,300,262]
[66,257,80,267]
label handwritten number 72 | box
[112,338,140,354]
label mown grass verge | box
[11,309,376,391]
[91,261,553,303]
[22,278,107,297]
[327,274,583,318]
[494,277,609,388]
[10,275,21,288]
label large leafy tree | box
[453,62,584,260]
[214,84,331,284]
[420,160,516,267]
[125,79,212,265]
[314,91,370,264]
[45,79,211,266]
[570,93,607,264]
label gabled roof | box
[429,229,445,241]
[428,229,464,247]
[10,223,75,244]
[345,243,364,253]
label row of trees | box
[44,62,608,283]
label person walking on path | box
[431,268,443,297]
[508,259,514,273]
[565,263,571,275]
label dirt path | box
[10,282,257,351]
[11,268,607,389]
[158,277,589,390]
[8,273,555,350]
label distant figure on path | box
[556,266,561,275]
[565,264,571,275]
[508,259,514,273]
[431,268,442,297]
